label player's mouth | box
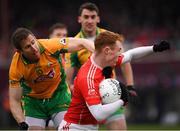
[86,24,94,28]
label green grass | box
[128,124,180,130]
[99,124,180,130]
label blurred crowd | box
[0,0,180,129]
[1,0,180,66]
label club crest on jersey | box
[47,62,53,67]
[88,88,97,95]
[59,38,66,45]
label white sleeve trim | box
[87,100,124,121]
[121,46,153,64]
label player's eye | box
[24,44,31,49]
[31,40,35,45]
[91,15,96,19]
[84,15,89,19]
[56,33,61,37]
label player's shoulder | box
[37,38,54,46]
[38,39,48,42]
[11,51,21,63]
[37,38,64,45]
[37,39,49,49]
[74,32,81,38]
[99,27,107,33]
[9,52,24,73]
[37,38,68,53]
[78,59,91,73]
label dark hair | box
[78,2,99,16]
[49,23,67,35]
[11,28,33,50]
[95,31,124,52]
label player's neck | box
[82,29,96,37]
[92,53,107,69]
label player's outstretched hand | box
[153,40,170,52]
[127,85,140,105]
[19,122,29,130]
[102,66,113,79]
[119,82,129,106]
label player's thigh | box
[105,107,127,130]
[47,119,54,127]
[51,111,67,128]
[45,118,55,130]
[26,116,46,129]
[106,115,127,130]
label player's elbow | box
[93,113,106,121]
[88,105,107,121]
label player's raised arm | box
[121,40,170,64]
[67,38,95,53]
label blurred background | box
[0,0,179,129]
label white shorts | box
[26,111,66,128]
[58,120,99,131]
[47,119,54,127]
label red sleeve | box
[116,55,124,66]
[78,76,101,106]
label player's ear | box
[104,46,110,55]
[78,16,82,23]
[97,16,100,23]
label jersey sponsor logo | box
[59,38,66,45]
[33,69,55,83]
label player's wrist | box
[19,122,29,130]
[127,85,138,97]
[127,85,135,91]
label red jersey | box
[64,55,124,125]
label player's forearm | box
[68,38,94,52]
[121,62,134,85]
[79,38,95,52]
[10,99,25,123]
[122,46,153,63]
[88,99,124,121]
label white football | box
[99,78,121,104]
